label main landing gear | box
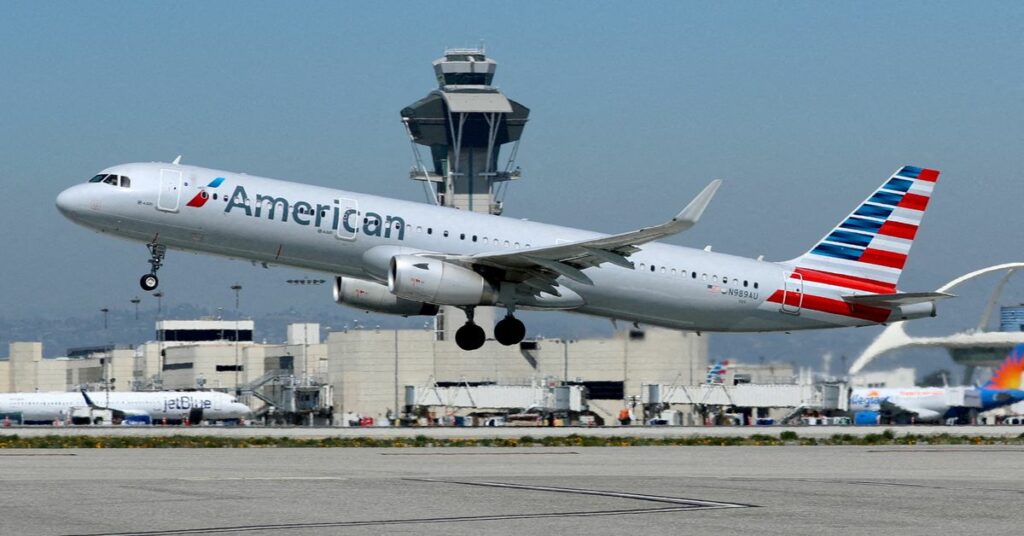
[494,314,526,346]
[140,243,166,292]
[455,308,486,351]
[454,307,527,351]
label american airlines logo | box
[221,185,406,240]
[186,177,225,208]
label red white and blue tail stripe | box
[787,165,939,293]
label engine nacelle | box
[333,277,438,316]
[388,255,497,306]
[888,301,936,322]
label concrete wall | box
[327,327,707,421]
[162,343,262,390]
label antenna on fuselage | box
[172,155,182,165]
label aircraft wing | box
[431,179,722,287]
[879,400,941,421]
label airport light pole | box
[100,307,109,330]
[285,278,326,384]
[153,291,164,316]
[130,296,141,320]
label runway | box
[2,445,1021,535]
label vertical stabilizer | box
[787,166,940,292]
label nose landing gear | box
[140,243,166,292]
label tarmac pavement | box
[1,445,1021,535]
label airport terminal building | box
[0,318,712,425]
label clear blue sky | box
[2,2,1022,364]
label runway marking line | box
[379,451,581,456]
[410,478,756,509]
[62,479,755,535]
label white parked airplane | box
[848,387,979,423]
[0,391,251,424]
[56,162,951,350]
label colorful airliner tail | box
[787,166,940,293]
[983,344,1024,390]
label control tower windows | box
[442,73,491,85]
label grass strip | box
[0,430,1023,448]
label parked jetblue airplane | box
[0,390,251,424]
[56,162,950,350]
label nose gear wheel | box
[140,243,167,291]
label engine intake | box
[333,277,438,316]
[388,255,497,306]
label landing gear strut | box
[140,243,166,292]
[455,307,486,351]
[494,314,526,346]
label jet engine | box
[388,255,497,306]
[333,277,439,316]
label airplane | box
[0,390,251,424]
[56,162,951,350]
[848,386,977,423]
[849,345,1024,423]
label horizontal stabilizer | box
[843,291,955,308]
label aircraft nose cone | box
[55,184,88,217]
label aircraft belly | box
[572,267,757,330]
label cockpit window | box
[91,174,131,188]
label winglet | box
[673,179,722,229]
[172,155,182,165]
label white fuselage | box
[849,387,960,422]
[0,391,250,422]
[56,162,921,332]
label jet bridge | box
[404,381,587,420]
[643,383,848,411]
[240,369,333,425]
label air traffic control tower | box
[400,48,530,339]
